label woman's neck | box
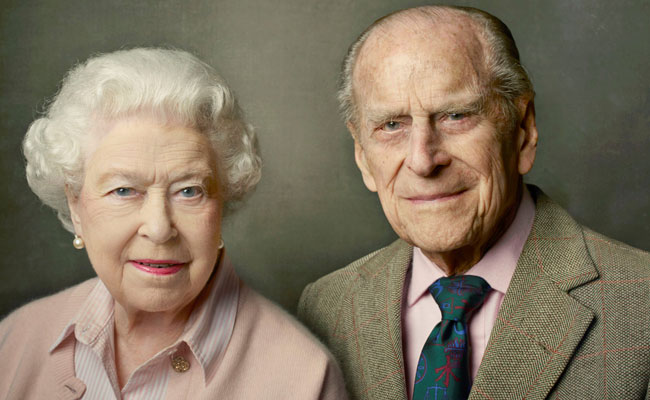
[112,300,195,389]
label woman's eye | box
[382,120,402,132]
[180,186,202,198]
[113,187,135,197]
[448,113,466,121]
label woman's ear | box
[65,186,83,236]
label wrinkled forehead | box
[353,15,489,103]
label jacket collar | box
[350,238,412,399]
[470,186,598,399]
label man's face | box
[351,22,536,264]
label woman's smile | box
[129,259,186,275]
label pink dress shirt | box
[50,253,240,400]
[402,188,535,398]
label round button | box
[171,355,190,373]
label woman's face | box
[67,116,223,315]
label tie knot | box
[428,275,492,321]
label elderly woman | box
[0,48,346,399]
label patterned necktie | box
[412,275,492,400]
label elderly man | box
[298,5,650,400]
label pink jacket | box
[0,278,348,399]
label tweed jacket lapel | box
[470,188,599,399]
[349,239,412,400]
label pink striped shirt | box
[402,188,536,398]
[49,254,239,400]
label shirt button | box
[171,355,190,373]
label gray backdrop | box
[1,0,648,317]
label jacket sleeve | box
[297,282,314,322]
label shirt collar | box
[181,252,240,384]
[408,187,535,306]
[50,251,240,386]
[49,279,114,352]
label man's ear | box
[349,122,378,193]
[65,186,83,236]
[515,96,538,175]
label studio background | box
[1,0,648,317]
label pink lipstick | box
[130,259,185,275]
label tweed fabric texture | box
[298,186,650,400]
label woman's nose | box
[137,193,177,243]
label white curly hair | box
[23,47,262,233]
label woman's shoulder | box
[0,278,99,398]
[235,285,335,358]
[211,285,348,398]
[0,278,99,343]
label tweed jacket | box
[298,187,650,399]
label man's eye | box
[382,120,402,131]
[180,186,202,198]
[113,187,135,197]
[448,113,466,121]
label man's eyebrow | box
[363,96,487,124]
[436,96,486,115]
[364,109,410,125]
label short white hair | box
[23,48,262,232]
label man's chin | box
[413,241,469,256]
[397,211,476,245]
[405,229,475,255]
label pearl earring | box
[218,239,224,249]
[73,235,85,249]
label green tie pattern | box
[412,275,492,400]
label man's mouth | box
[407,189,467,203]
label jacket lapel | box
[470,188,598,400]
[351,239,411,400]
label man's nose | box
[405,122,451,176]
[138,193,177,243]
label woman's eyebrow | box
[95,167,216,186]
[95,169,143,186]
[168,167,216,181]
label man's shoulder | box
[529,185,649,281]
[302,239,410,300]
[297,239,410,332]
[582,226,650,280]
[539,214,650,398]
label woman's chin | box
[119,291,191,315]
